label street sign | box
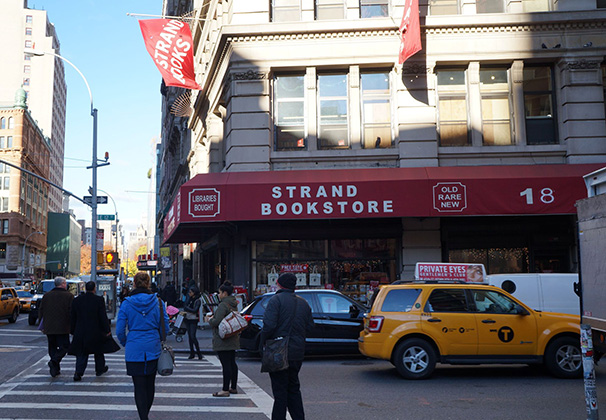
[83,196,108,205]
[97,214,115,220]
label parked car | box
[16,290,33,312]
[359,282,582,379]
[28,279,85,325]
[0,287,20,323]
[240,289,368,354]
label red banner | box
[399,0,422,64]
[139,19,201,90]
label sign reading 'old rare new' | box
[139,19,201,90]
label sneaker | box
[229,388,238,394]
[73,373,82,382]
[48,361,59,378]
[95,366,108,377]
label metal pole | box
[91,108,98,282]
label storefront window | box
[252,238,397,302]
[448,247,529,274]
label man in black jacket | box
[69,281,117,381]
[261,273,314,420]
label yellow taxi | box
[16,289,33,312]
[0,287,20,323]
[358,282,581,379]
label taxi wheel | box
[393,338,436,380]
[8,308,18,323]
[545,336,582,379]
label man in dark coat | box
[161,281,177,306]
[38,276,74,377]
[69,280,118,381]
[261,273,314,420]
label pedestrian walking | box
[161,281,177,306]
[116,272,169,420]
[183,284,203,359]
[260,273,314,420]
[206,281,240,397]
[68,281,120,381]
[38,276,74,378]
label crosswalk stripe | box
[30,372,223,378]
[0,403,262,413]
[7,390,249,399]
[4,381,222,387]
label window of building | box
[1,198,7,212]
[522,0,551,12]
[437,69,469,146]
[24,65,31,74]
[523,66,556,145]
[3,177,9,191]
[272,0,301,22]
[0,137,4,148]
[0,118,4,129]
[360,0,389,17]
[602,64,606,116]
[599,0,606,8]
[318,74,349,149]
[361,72,392,148]
[7,137,13,148]
[274,75,306,150]
[1,220,8,235]
[24,54,31,61]
[0,243,5,259]
[7,118,13,129]
[480,68,512,145]
[476,0,504,13]
[25,40,32,48]
[430,0,459,15]
[25,15,33,23]
[23,78,30,87]
[316,0,345,19]
[25,27,32,35]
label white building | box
[0,0,67,213]
[158,0,606,298]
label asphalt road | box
[2,312,606,420]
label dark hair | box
[134,272,151,289]
[219,281,233,295]
[85,281,95,292]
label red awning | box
[163,163,603,243]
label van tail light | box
[243,315,253,323]
[367,316,384,333]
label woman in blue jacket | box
[117,272,169,420]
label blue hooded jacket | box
[116,289,169,363]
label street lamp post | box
[21,231,43,283]
[25,49,109,282]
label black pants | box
[75,353,106,375]
[217,350,238,391]
[269,359,305,420]
[47,334,70,371]
[185,319,200,355]
[132,374,156,420]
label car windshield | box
[36,282,56,294]
[16,290,32,298]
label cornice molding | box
[226,29,398,44]
[426,20,606,35]
[564,59,601,70]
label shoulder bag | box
[261,295,298,373]
[157,298,175,376]
[218,310,249,339]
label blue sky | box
[30,0,164,238]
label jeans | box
[269,359,304,420]
[217,350,238,391]
[75,353,106,375]
[132,374,156,420]
[185,319,200,355]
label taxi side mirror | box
[515,305,530,316]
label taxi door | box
[421,288,478,356]
[469,289,537,355]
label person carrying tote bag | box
[260,273,314,420]
[116,272,169,420]
[206,281,240,397]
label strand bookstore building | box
[162,163,601,303]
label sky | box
[30,0,165,240]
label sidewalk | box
[168,321,216,354]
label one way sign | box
[83,196,108,205]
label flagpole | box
[126,12,209,20]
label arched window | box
[0,118,5,129]
[7,117,14,129]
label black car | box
[240,289,368,354]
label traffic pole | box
[581,323,599,419]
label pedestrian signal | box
[105,252,118,265]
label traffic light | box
[105,252,118,266]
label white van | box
[486,273,580,315]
